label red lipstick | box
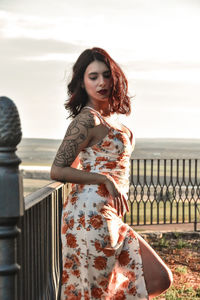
[97,89,108,95]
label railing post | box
[0,97,24,300]
[194,201,197,231]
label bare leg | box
[135,232,173,299]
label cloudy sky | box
[0,0,200,140]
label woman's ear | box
[81,82,85,89]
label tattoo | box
[53,111,95,167]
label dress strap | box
[122,123,134,144]
[83,106,110,127]
[83,106,133,145]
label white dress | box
[61,107,148,300]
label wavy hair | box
[65,47,131,118]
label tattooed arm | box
[50,110,107,184]
[51,109,130,215]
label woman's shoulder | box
[73,108,101,127]
[121,124,134,144]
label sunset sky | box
[0,0,200,140]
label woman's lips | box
[97,89,108,95]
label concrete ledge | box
[133,222,199,233]
[139,231,200,240]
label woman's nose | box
[99,76,106,86]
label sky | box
[0,0,200,140]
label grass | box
[152,236,191,251]
[155,286,200,300]
[157,236,169,248]
[176,238,190,249]
[149,235,200,300]
[175,266,188,274]
[149,236,190,250]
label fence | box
[17,182,69,300]
[125,158,200,230]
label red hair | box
[65,47,131,118]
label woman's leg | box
[135,232,173,299]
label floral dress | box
[61,107,148,300]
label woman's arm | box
[50,110,106,185]
[51,165,107,185]
[50,110,129,215]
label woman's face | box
[83,60,112,104]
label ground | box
[141,232,200,299]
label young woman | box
[51,47,173,300]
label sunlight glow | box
[1,1,200,139]
[22,53,80,62]
[128,69,200,83]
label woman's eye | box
[103,72,111,78]
[104,74,111,79]
[89,77,97,80]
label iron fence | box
[124,159,200,230]
[17,182,69,300]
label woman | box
[51,47,173,300]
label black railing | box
[125,159,200,230]
[17,182,69,300]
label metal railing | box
[125,158,200,230]
[17,182,69,300]
[0,97,69,300]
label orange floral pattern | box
[94,256,107,270]
[104,161,117,169]
[96,184,109,198]
[118,250,130,266]
[88,214,103,229]
[66,233,78,248]
[61,111,148,299]
[91,286,103,298]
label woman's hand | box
[103,175,129,217]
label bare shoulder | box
[52,109,101,167]
[64,109,100,139]
[121,124,133,143]
[77,108,101,126]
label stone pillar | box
[0,97,24,300]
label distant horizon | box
[17,136,200,166]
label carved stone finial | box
[0,96,22,147]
